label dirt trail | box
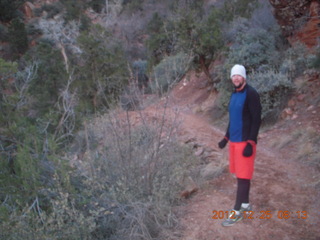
[174,112,320,240]
[140,72,320,239]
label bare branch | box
[54,71,77,142]
[14,61,38,109]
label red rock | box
[297,94,306,101]
[288,99,296,108]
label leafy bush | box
[280,43,317,79]
[0,174,97,240]
[35,2,64,19]
[226,18,280,72]
[223,0,283,71]
[0,77,91,240]
[249,0,279,31]
[217,0,258,23]
[26,21,43,36]
[151,52,191,94]
[249,70,293,122]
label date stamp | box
[212,210,308,220]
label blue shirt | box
[226,84,262,143]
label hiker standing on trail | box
[218,64,262,227]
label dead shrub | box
[70,106,198,239]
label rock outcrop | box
[269,0,320,48]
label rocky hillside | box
[1,0,319,60]
[0,1,319,239]
[269,0,320,48]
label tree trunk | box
[199,55,220,91]
[199,55,212,82]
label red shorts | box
[229,141,256,179]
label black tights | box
[234,178,251,211]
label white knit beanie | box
[230,64,246,79]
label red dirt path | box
[139,70,320,239]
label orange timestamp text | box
[211,210,308,220]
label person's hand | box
[243,141,255,157]
[218,138,228,149]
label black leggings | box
[234,178,251,211]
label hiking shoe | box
[221,210,242,227]
[240,204,252,213]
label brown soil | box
[137,70,320,239]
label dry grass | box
[270,126,319,168]
[269,129,302,150]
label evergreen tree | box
[176,7,223,83]
[76,25,129,113]
[25,42,68,117]
[0,0,25,22]
[8,18,28,58]
[146,12,175,66]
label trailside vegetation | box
[0,0,318,239]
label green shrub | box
[223,1,282,71]
[25,42,68,116]
[26,21,43,36]
[88,0,105,13]
[133,60,148,77]
[8,18,29,58]
[226,19,280,72]
[123,0,144,13]
[216,2,284,114]
[249,70,293,122]
[0,185,96,240]
[280,43,317,79]
[312,45,320,70]
[312,41,320,68]
[217,0,258,23]
[0,24,8,41]
[79,15,91,31]
[0,58,19,126]
[146,12,174,66]
[76,25,129,113]
[62,0,85,22]
[132,59,149,91]
[151,52,191,94]
[39,2,64,19]
[0,0,24,22]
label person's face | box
[231,74,246,89]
